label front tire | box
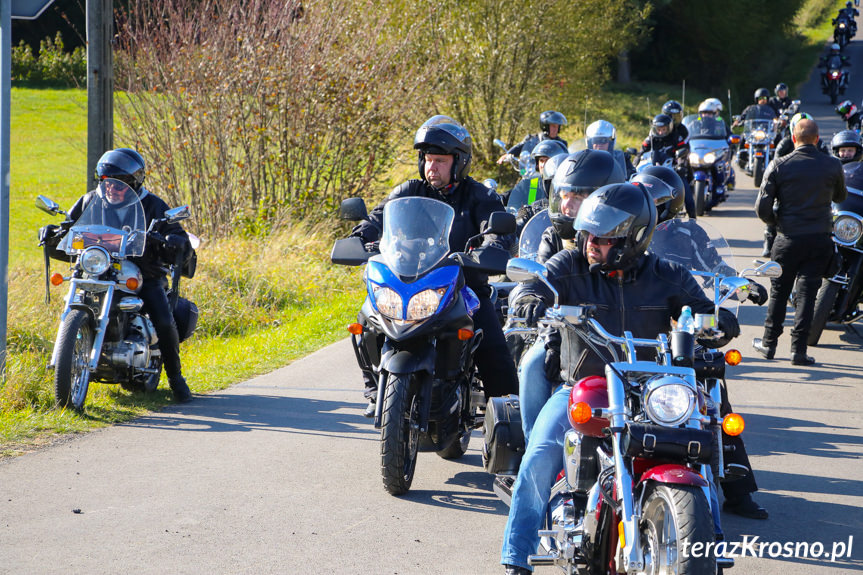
[380,373,420,495]
[753,157,765,187]
[54,309,94,410]
[639,483,716,575]
[694,180,707,217]
[808,281,841,346]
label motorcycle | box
[820,53,850,105]
[809,162,863,345]
[495,137,538,181]
[735,118,775,187]
[683,114,733,216]
[331,196,515,495]
[834,15,853,49]
[491,219,780,574]
[35,180,198,410]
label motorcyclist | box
[501,183,762,575]
[837,1,859,34]
[818,44,851,95]
[835,99,862,131]
[503,139,568,210]
[497,110,569,165]
[662,99,689,143]
[769,82,793,115]
[640,113,694,217]
[511,150,625,442]
[350,115,519,417]
[40,149,194,403]
[831,129,863,164]
[585,119,635,178]
[733,89,778,170]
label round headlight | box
[372,286,402,319]
[834,214,863,245]
[644,377,695,427]
[703,151,717,165]
[688,152,702,166]
[751,130,767,142]
[80,247,111,275]
[407,288,446,321]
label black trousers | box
[358,295,519,399]
[763,233,834,353]
[139,279,183,380]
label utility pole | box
[86,0,113,191]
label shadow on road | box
[122,393,378,439]
[742,412,863,461]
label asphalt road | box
[3,50,863,575]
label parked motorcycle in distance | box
[683,114,734,216]
[809,162,863,345]
[35,181,198,410]
[331,196,516,495]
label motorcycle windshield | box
[649,218,739,313]
[57,179,147,257]
[518,209,551,259]
[683,115,728,140]
[380,197,454,277]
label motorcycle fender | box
[380,348,435,375]
[693,170,708,181]
[638,463,708,487]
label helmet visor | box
[574,194,637,239]
[550,186,593,219]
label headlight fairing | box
[643,376,696,427]
[371,285,403,320]
[79,247,111,276]
[406,288,447,321]
[834,213,863,245]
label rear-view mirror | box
[339,197,368,221]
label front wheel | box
[753,157,765,187]
[830,84,839,105]
[694,180,707,217]
[808,281,841,346]
[54,309,94,410]
[639,483,717,575]
[380,373,420,495]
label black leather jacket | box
[50,187,189,280]
[516,250,739,382]
[756,144,847,236]
[768,96,792,115]
[537,226,565,264]
[775,136,830,159]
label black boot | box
[723,493,768,519]
[169,376,193,403]
[504,565,531,575]
[751,338,775,359]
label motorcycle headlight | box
[644,376,695,427]
[688,152,702,166]
[372,285,403,319]
[79,247,111,276]
[751,130,767,142]
[703,151,717,165]
[834,214,863,245]
[406,288,447,321]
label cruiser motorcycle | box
[332,196,515,495]
[736,118,775,187]
[36,179,197,410]
[809,162,863,345]
[490,220,779,574]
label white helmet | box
[698,98,723,114]
[585,120,617,152]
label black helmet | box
[650,114,673,138]
[414,115,472,188]
[539,110,568,135]
[630,170,684,223]
[530,139,569,171]
[754,88,770,102]
[662,100,683,126]
[549,150,625,240]
[831,129,863,163]
[775,82,788,95]
[574,182,657,272]
[95,148,146,192]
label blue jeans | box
[518,339,556,444]
[501,385,571,571]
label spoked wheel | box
[54,309,94,410]
[639,484,716,575]
[380,373,420,495]
[808,281,841,346]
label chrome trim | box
[88,284,115,371]
[117,297,144,312]
[833,210,863,247]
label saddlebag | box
[622,423,713,464]
[482,394,525,476]
[173,297,199,343]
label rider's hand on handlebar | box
[747,282,769,305]
[513,298,547,326]
[497,153,513,165]
[364,241,380,253]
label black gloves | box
[747,282,769,305]
[513,297,547,326]
[364,241,380,253]
[38,224,62,246]
[162,234,188,262]
[543,330,562,381]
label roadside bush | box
[11,33,86,86]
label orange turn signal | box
[347,323,363,335]
[50,273,64,286]
[618,520,626,547]
[722,413,745,436]
[569,401,592,425]
[457,328,474,341]
[725,349,742,366]
[125,277,139,291]
[743,142,750,149]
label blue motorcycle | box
[332,196,514,495]
[683,114,734,216]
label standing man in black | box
[753,119,847,365]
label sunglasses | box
[588,235,619,246]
